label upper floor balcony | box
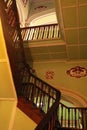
[13,23,62,45]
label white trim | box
[60,88,87,107]
[26,8,56,26]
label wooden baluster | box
[74,108,77,128]
[54,24,58,38]
[49,25,51,38]
[27,28,31,40]
[44,26,48,39]
[33,27,36,40]
[29,28,33,40]
[33,27,37,40]
[77,109,79,129]
[50,25,53,39]
[48,25,51,38]
[38,27,41,39]
[42,26,45,39]
[51,25,54,38]
[30,78,35,103]
[22,29,25,40]
[37,81,40,107]
[21,29,24,39]
[81,109,87,129]
[61,105,63,127]
[58,26,60,38]
[36,26,39,39]
[47,26,49,38]
[53,109,58,129]
[36,27,39,40]
[56,24,59,38]
[85,109,87,129]
[23,29,27,41]
[25,29,29,40]
[64,107,66,127]
[84,109,87,129]
[47,87,51,111]
[68,108,70,128]
[31,28,35,40]
[26,83,31,100]
[72,108,74,128]
[59,103,62,126]
[52,25,54,38]
[39,83,43,108]
[41,27,44,39]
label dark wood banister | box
[58,102,87,129]
[19,66,61,129]
[0,0,22,95]
[35,94,61,130]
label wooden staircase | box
[1,0,87,130]
[17,97,45,124]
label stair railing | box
[18,66,61,130]
[1,0,29,95]
[4,0,27,64]
[58,103,87,129]
[20,23,60,41]
[35,95,60,130]
[1,1,61,130]
[19,66,61,112]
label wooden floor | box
[17,97,45,124]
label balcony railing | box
[20,24,60,41]
[12,24,60,43]
[4,0,60,43]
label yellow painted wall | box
[13,108,37,130]
[33,61,87,106]
[0,18,17,130]
[0,17,37,130]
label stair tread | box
[17,97,45,124]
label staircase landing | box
[17,97,45,124]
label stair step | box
[17,97,45,124]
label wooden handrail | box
[35,94,61,130]
[58,102,87,129]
